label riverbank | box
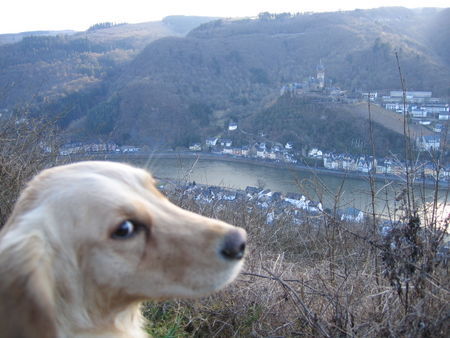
[75,151,448,188]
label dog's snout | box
[220,229,246,260]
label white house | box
[206,137,219,146]
[411,109,427,118]
[308,148,323,158]
[189,143,202,151]
[285,142,293,150]
[228,122,238,131]
[338,207,364,223]
[266,152,277,160]
[256,149,266,158]
[222,147,233,155]
[434,124,443,133]
[120,145,141,153]
[439,113,449,120]
[416,135,441,151]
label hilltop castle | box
[316,60,325,90]
[280,61,327,96]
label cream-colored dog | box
[0,161,246,337]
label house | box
[271,192,282,201]
[422,162,437,178]
[206,137,219,146]
[189,143,202,151]
[256,149,266,158]
[357,159,371,173]
[308,148,323,158]
[416,135,441,151]
[220,139,232,147]
[434,124,443,133]
[221,189,237,201]
[245,186,263,197]
[285,142,293,150]
[342,155,358,171]
[232,148,242,156]
[385,103,409,112]
[222,147,233,155]
[441,166,450,180]
[391,163,405,176]
[283,154,297,163]
[325,154,337,169]
[307,201,323,213]
[422,103,449,115]
[362,92,377,102]
[272,145,282,152]
[357,156,376,173]
[120,145,141,153]
[389,91,432,103]
[418,120,431,126]
[376,159,394,174]
[228,122,238,131]
[266,151,277,160]
[241,146,250,157]
[338,207,364,223]
[411,109,427,118]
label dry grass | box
[143,189,449,337]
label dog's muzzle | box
[220,229,246,260]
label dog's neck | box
[69,303,146,338]
[56,294,145,337]
[51,248,147,337]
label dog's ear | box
[0,229,58,338]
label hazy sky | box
[1,0,449,34]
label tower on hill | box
[316,60,325,90]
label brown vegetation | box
[142,184,449,337]
[0,113,60,225]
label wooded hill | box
[1,8,449,154]
[0,16,217,108]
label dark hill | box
[88,7,449,147]
[0,16,217,108]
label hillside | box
[83,7,448,148]
[0,30,77,45]
[246,95,410,156]
[1,7,448,152]
[0,16,217,108]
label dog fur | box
[0,161,246,337]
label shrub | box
[0,112,60,226]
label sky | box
[1,0,449,34]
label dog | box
[0,161,246,337]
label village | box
[159,179,366,227]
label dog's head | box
[0,161,246,336]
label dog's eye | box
[112,220,139,239]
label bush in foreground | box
[142,187,449,337]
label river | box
[125,155,448,217]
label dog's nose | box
[220,229,246,260]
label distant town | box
[160,180,365,227]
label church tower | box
[316,60,325,89]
